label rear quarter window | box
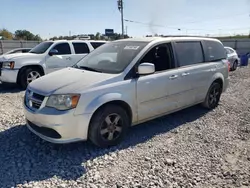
[73,43,90,54]
[204,40,227,61]
[90,42,106,49]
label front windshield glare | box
[29,42,54,54]
[75,41,148,74]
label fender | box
[83,92,133,114]
[206,72,224,92]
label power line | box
[124,19,250,32]
[171,13,249,26]
[124,19,214,31]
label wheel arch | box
[89,100,133,125]
[17,64,45,83]
[210,73,224,88]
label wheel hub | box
[27,71,41,84]
[100,113,122,141]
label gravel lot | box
[0,67,250,188]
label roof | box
[45,40,108,43]
[115,36,220,43]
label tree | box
[0,28,13,40]
[14,30,42,41]
[95,32,101,40]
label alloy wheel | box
[208,86,220,106]
[27,71,41,84]
[100,113,123,141]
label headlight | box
[46,94,80,110]
[2,61,15,69]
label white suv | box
[0,40,106,88]
[23,37,229,147]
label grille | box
[25,89,45,110]
[27,120,61,139]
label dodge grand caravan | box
[23,37,229,147]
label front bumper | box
[0,68,19,83]
[24,102,92,144]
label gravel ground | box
[0,67,250,188]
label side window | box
[52,43,71,55]
[22,49,30,53]
[14,50,22,54]
[229,48,235,54]
[175,41,204,67]
[139,43,174,72]
[225,48,231,54]
[73,43,90,54]
[90,42,105,49]
[204,41,227,61]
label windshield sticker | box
[124,46,140,50]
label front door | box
[136,43,190,121]
[137,68,189,121]
[45,42,72,73]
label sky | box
[1,0,250,39]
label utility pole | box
[117,0,124,38]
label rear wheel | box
[202,82,222,109]
[19,68,42,89]
[89,104,130,148]
[232,61,238,71]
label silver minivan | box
[24,37,230,147]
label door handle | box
[210,68,216,71]
[169,75,178,80]
[181,72,190,76]
[66,57,71,60]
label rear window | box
[73,43,90,54]
[204,41,227,61]
[175,41,204,67]
[91,42,105,49]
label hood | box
[0,53,43,61]
[28,68,119,95]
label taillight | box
[227,60,230,72]
[222,59,230,72]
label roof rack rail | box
[159,35,211,38]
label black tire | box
[89,104,130,148]
[232,61,238,71]
[19,68,42,89]
[202,82,222,109]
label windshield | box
[29,42,54,54]
[74,41,148,74]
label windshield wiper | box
[78,66,102,73]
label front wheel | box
[202,82,222,109]
[88,104,130,148]
[19,68,42,89]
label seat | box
[154,46,170,71]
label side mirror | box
[49,49,58,56]
[138,63,155,75]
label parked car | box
[224,46,239,71]
[24,37,229,148]
[2,48,32,55]
[0,40,107,88]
